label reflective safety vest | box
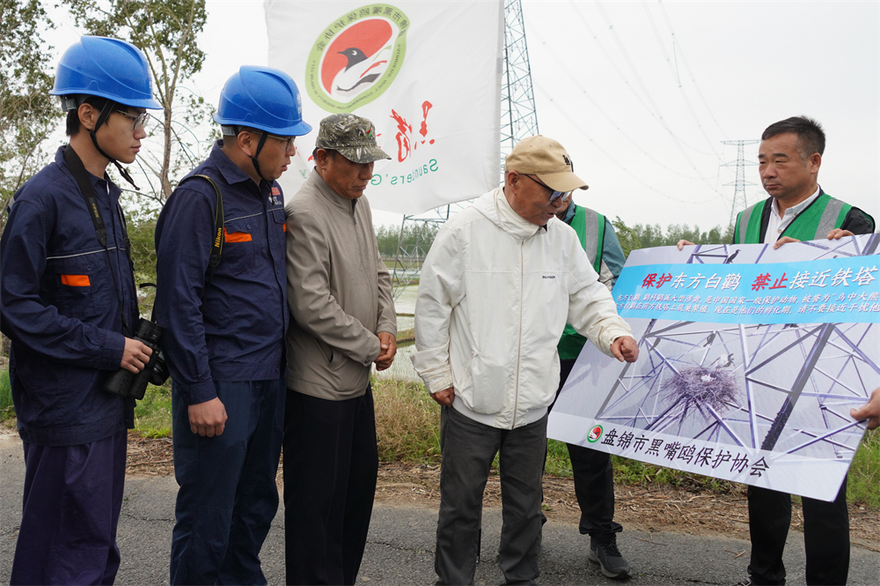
[734,193,851,244]
[558,205,605,360]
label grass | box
[1,367,878,509]
[133,383,173,438]
[373,377,441,463]
[848,428,880,508]
[396,327,415,344]
[0,368,13,421]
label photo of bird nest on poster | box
[582,319,876,460]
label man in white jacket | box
[412,135,639,585]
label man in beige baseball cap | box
[412,134,637,585]
[502,135,589,225]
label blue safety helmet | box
[50,36,162,110]
[214,65,312,136]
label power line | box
[527,27,714,182]
[656,0,728,138]
[589,2,716,158]
[640,1,722,160]
[535,83,727,207]
[570,2,730,203]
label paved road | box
[1,432,878,585]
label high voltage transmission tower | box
[722,139,759,226]
[500,0,540,157]
[390,0,539,299]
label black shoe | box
[588,536,631,579]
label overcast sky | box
[50,0,879,232]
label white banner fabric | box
[264,0,503,215]
[549,235,880,502]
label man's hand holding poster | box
[549,234,879,502]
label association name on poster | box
[586,422,769,478]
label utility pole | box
[721,139,759,226]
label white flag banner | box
[265,0,503,214]
[550,235,880,502]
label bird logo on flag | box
[321,19,393,101]
[306,5,409,113]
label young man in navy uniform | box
[1,36,161,584]
[155,65,311,585]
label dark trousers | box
[555,358,622,539]
[169,378,285,586]
[747,482,850,585]
[11,429,127,586]
[283,385,379,586]
[435,406,547,586]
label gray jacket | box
[285,169,396,400]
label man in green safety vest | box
[681,116,874,586]
[552,196,631,579]
[734,116,874,247]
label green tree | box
[0,0,62,232]
[125,208,159,316]
[612,216,641,258]
[613,218,734,257]
[64,0,212,206]
[375,222,440,259]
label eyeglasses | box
[115,110,151,131]
[522,174,571,204]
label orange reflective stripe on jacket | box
[61,274,91,287]
[224,228,252,243]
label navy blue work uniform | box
[154,141,288,585]
[0,146,137,585]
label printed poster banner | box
[549,235,880,502]
[265,0,503,215]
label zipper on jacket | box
[512,241,524,429]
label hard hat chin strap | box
[89,100,141,191]
[249,130,269,184]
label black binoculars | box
[103,318,170,400]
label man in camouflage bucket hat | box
[314,112,390,164]
[282,113,396,585]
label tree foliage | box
[64,0,213,206]
[612,216,735,258]
[0,0,62,232]
[125,207,160,316]
[375,222,440,258]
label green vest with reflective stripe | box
[558,205,604,360]
[734,193,851,244]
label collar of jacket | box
[308,168,360,215]
[473,187,547,240]
[211,140,272,197]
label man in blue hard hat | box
[0,36,161,584]
[154,65,311,585]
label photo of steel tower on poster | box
[550,234,879,502]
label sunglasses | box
[522,174,572,203]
